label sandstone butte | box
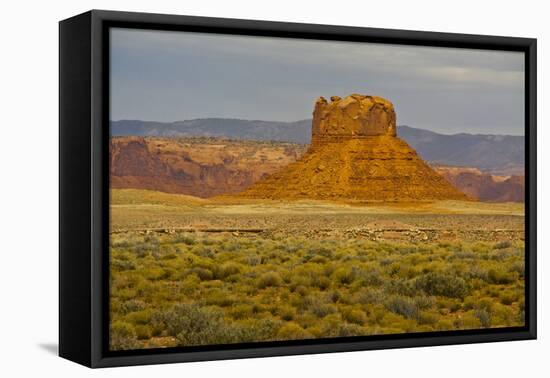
[237,94,469,201]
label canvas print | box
[108,28,526,351]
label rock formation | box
[311,94,396,147]
[238,94,468,201]
[110,137,306,198]
[434,166,524,202]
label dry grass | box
[110,231,525,350]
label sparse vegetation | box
[110,231,525,350]
[108,188,525,350]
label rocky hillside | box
[110,137,306,198]
[434,166,525,202]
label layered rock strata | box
[238,94,468,201]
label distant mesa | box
[238,94,469,201]
[434,166,524,202]
[110,137,306,198]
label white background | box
[0,0,546,376]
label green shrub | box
[326,290,342,303]
[494,240,512,249]
[120,299,147,314]
[239,318,281,341]
[275,304,297,321]
[384,296,419,320]
[133,240,160,256]
[110,321,139,350]
[156,304,230,346]
[143,267,169,281]
[244,254,262,266]
[413,295,436,310]
[307,299,337,318]
[135,324,153,340]
[216,262,243,280]
[257,272,283,289]
[229,304,254,320]
[508,261,525,278]
[474,309,492,328]
[335,323,369,337]
[193,245,215,258]
[125,309,153,325]
[291,285,309,297]
[354,288,383,305]
[487,268,516,284]
[417,311,438,325]
[111,259,136,271]
[276,322,311,340]
[307,246,333,258]
[342,308,367,325]
[309,255,328,264]
[356,268,384,286]
[384,279,416,296]
[174,234,196,245]
[203,291,237,307]
[415,272,470,299]
[499,291,517,305]
[331,267,356,285]
[188,267,214,281]
[311,275,331,290]
[467,266,489,281]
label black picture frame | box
[59,9,537,368]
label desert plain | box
[109,188,525,350]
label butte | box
[237,94,469,202]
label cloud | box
[418,66,523,88]
[110,27,525,135]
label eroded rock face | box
[311,94,396,147]
[434,166,525,202]
[239,94,468,201]
[110,137,306,198]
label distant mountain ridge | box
[398,126,524,175]
[111,119,524,175]
[112,118,311,144]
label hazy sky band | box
[110,28,525,136]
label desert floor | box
[109,189,525,350]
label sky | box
[110,28,525,136]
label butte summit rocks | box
[238,94,469,201]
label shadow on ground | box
[38,343,58,355]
